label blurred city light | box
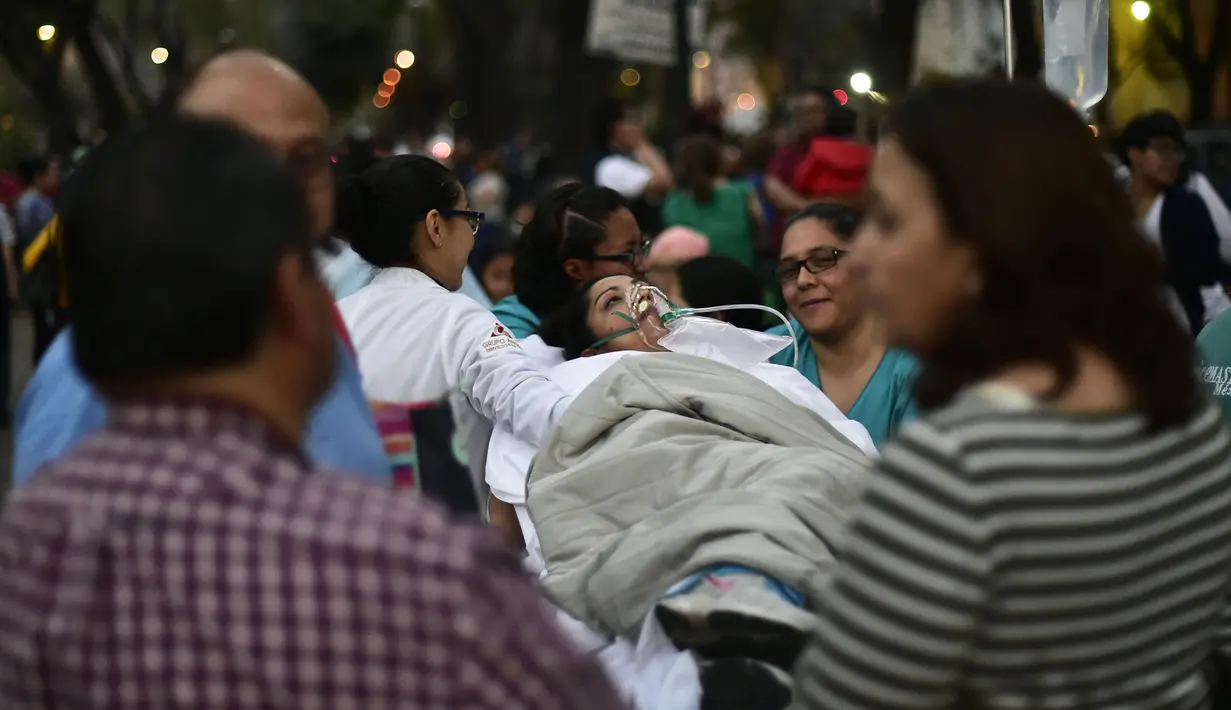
[395,50,416,69]
[373,93,391,109]
[1131,1,1150,20]
[151,47,169,65]
[449,101,469,118]
[377,84,394,98]
[431,141,453,160]
[383,68,402,85]
[736,93,756,111]
[692,51,711,69]
[620,68,641,87]
[37,25,56,41]
[850,72,872,94]
[833,89,849,106]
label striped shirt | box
[794,385,1231,710]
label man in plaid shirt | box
[0,61,623,710]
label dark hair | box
[60,117,312,383]
[513,183,630,318]
[677,256,765,331]
[335,155,462,269]
[677,135,721,205]
[471,230,517,278]
[16,157,50,186]
[538,276,609,360]
[783,203,860,241]
[882,79,1198,429]
[1119,111,1186,158]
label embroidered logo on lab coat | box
[482,323,520,353]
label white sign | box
[586,0,708,67]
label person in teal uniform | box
[767,203,917,447]
[1197,307,1231,424]
[493,183,648,338]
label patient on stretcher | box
[485,275,872,706]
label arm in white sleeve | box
[448,301,572,447]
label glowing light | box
[151,47,169,64]
[620,68,641,87]
[395,50,416,68]
[373,93,390,108]
[833,89,849,106]
[431,141,453,160]
[383,68,402,85]
[736,93,756,111]
[692,51,711,69]
[1089,124,1100,137]
[1131,1,1150,20]
[37,25,56,41]
[850,72,872,94]
[377,84,394,98]
[449,101,468,119]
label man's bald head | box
[177,51,334,240]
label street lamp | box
[151,47,169,65]
[395,50,415,69]
[1131,1,1150,20]
[850,72,872,94]
[37,25,56,41]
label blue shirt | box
[13,329,392,486]
[767,322,919,448]
[491,295,540,339]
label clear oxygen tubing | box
[661,303,800,370]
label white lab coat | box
[337,267,571,448]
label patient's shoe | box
[699,657,793,710]
[654,565,813,672]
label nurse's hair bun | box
[333,155,462,269]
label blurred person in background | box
[0,116,622,710]
[492,184,646,347]
[470,231,517,304]
[13,50,390,486]
[763,87,830,243]
[643,225,710,306]
[674,255,767,331]
[768,203,917,448]
[14,156,61,360]
[794,78,1231,710]
[1122,111,1230,335]
[0,191,17,427]
[662,134,761,270]
[592,99,674,236]
[468,147,510,225]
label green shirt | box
[1197,308,1231,423]
[767,321,919,448]
[662,183,756,269]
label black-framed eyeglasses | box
[590,239,651,267]
[775,247,849,284]
[440,209,486,236]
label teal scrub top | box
[767,322,919,448]
[1197,308,1231,425]
[492,295,541,339]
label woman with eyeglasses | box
[336,155,573,458]
[766,203,917,448]
[491,183,649,348]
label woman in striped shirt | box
[793,79,1231,709]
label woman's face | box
[849,137,978,354]
[779,217,864,340]
[583,274,662,356]
[564,207,647,285]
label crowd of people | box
[1,47,1231,709]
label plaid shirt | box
[0,398,625,709]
